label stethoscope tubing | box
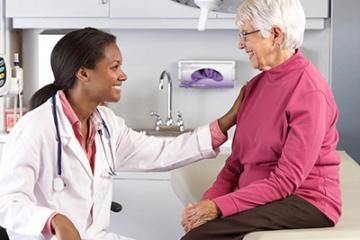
[51,92,117,192]
[52,92,63,176]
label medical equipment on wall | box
[0,53,24,128]
[170,0,245,31]
[51,93,117,192]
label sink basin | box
[133,128,193,137]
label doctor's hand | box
[218,82,248,134]
[181,199,221,233]
[51,214,81,240]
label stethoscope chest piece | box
[53,177,66,192]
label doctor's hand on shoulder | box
[217,82,248,133]
[51,214,81,240]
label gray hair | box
[236,0,306,50]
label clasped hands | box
[181,199,221,233]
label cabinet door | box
[110,0,204,18]
[6,0,109,18]
[301,0,329,18]
[216,0,329,19]
[110,178,185,240]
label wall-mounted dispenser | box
[178,60,236,88]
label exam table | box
[171,150,360,239]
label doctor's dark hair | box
[29,27,117,110]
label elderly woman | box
[181,0,341,239]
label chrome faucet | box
[151,70,185,131]
[159,70,173,126]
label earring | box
[274,42,280,52]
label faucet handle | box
[176,111,182,119]
[176,111,185,131]
[151,111,163,130]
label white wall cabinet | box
[216,0,329,29]
[216,0,329,18]
[5,0,209,19]
[5,0,329,30]
[301,0,329,18]
[110,0,204,18]
[5,0,109,18]
[110,173,185,240]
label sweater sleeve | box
[212,91,331,217]
[202,153,243,201]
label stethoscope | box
[52,92,117,192]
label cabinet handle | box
[102,0,108,4]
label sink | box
[133,128,193,137]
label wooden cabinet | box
[6,0,109,18]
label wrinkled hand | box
[181,199,221,233]
[218,82,248,134]
[51,214,81,240]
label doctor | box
[0,28,246,240]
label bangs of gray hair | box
[235,0,306,50]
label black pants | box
[181,195,334,240]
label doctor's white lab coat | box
[0,93,219,239]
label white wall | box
[22,25,331,136]
[331,0,360,162]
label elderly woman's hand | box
[181,199,221,233]
[51,214,82,240]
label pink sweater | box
[202,49,342,224]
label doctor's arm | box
[217,83,247,135]
[110,83,247,172]
[208,83,247,151]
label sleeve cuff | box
[41,212,58,235]
[210,120,228,149]
[213,195,238,218]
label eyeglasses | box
[238,29,261,42]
